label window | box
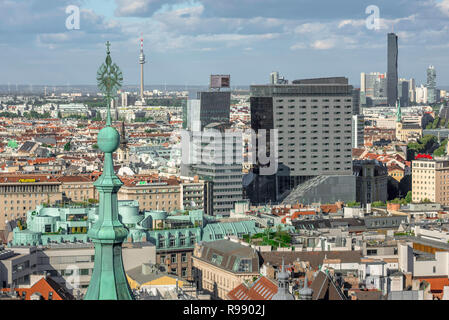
[80,269,89,276]
[48,292,53,300]
[211,253,223,265]
[236,259,252,272]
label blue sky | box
[0,0,448,86]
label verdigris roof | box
[202,221,262,241]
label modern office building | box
[360,72,387,106]
[352,88,361,115]
[250,77,354,202]
[408,78,416,103]
[270,72,288,85]
[427,65,437,104]
[387,33,399,106]
[398,79,410,107]
[121,92,129,107]
[186,91,231,131]
[415,85,428,104]
[187,123,243,216]
[270,72,279,85]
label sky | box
[0,0,449,87]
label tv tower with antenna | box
[139,34,146,102]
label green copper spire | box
[84,42,133,300]
[396,99,402,123]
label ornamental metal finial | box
[84,41,134,301]
[96,41,123,126]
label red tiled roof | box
[0,277,74,300]
[415,277,449,298]
[321,204,338,214]
[227,276,278,300]
[281,210,316,223]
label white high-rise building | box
[415,85,428,104]
[121,92,128,107]
[360,72,387,106]
[408,78,416,103]
[360,72,366,92]
[270,72,279,85]
[352,115,365,148]
[427,65,437,104]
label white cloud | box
[290,42,306,50]
[436,0,449,17]
[338,19,365,29]
[310,39,336,50]
[294,23,327,34]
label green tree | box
[372,201,386,207]
[432,116,440,129]
[405,191,412,203]
[64,142,71,151]
[346,201,360,208]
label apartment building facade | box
[0,175,62,229]
[58,176,97,203]
[192,239,260,300]
[412,158,449,205]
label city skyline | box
[1,0,449,86]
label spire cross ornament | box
[96,42,123,126]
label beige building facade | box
[412,159,449,205]
[0,176,62,229]
[118,181,181,212]
[58,176,97,203]
[192,240,260,300]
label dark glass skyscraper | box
[186,91,231,131]
[387,33,398,106]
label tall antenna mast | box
[139,33,146,103]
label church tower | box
[298,275,314,300]
[84,42,134,300]
[272,259,295,300]
[117,121,129,165]
[395,99,403,141]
